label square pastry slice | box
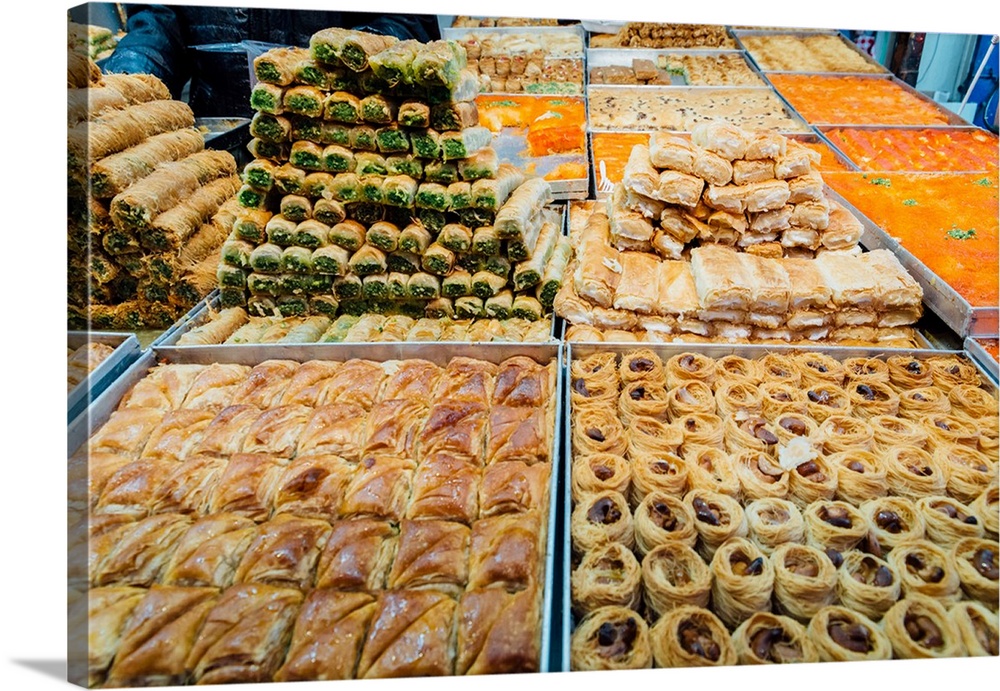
[487,406,551,466]
[233,513,332,590]
[468,511,543,591]
[272,454,354,521]
[161,513,257,588]
[207,453,285,522]
[479,461,551,518]
[295,403,366,462]
[277,360,341,407]
[180,363,252,411]
[117,364,206,411]
[492,357,554,409]
[387,519,471,596]
[315,518,399,591]
[140,409,218,463]
[94,458,174,518]
[357,590,457,678]
[363,399,429,458]
[376,359,443,406]
[92,512,193,587]
[90,408,166,459]
[241,404,315,458]
[193,405,264,458]
[149,455,227,516]
[86,586,147,687]
[432,356,498,405]
[407,453,481,524]
[416,400,489,463]
[341,455,417,522]
[456,587,542,675]
[229,359,301,409]
[315,359,388,410]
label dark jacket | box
[102,5,439,116]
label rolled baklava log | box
[715,355,762,385]
[732,612,819,664]
[714,381,763,420]
[619,381,669,426]
[830,450,888,506]
[572,454,631,503]
[760,353,802,387]
[971,481,999,539]
[804,500,869,552]
[772,413,818,447]
[634,492,698,555]
[665,352,717,390]
[745,498,805,555]
[935,444,996,503]
[803,383,851,423]
[837,551,900,621]
[788,453,838,508]
[650,606,737,668]
[924,414,980,453]
[571,490,635,553]
[843,357,890,385]
[572,542,643,615]
[675,413,725,452]
[928,355,982,392]
[860,496,926,554]
[889,539,962,604]
[724,415,781,456]
[710,537,775,629]
[572,407,627,457]
[917,496,985,545]
[570,606,653,670]
[898,386,951,420]
[771,543,838,622]
[948,384,999,421]
[734,449,790,501]
[807,606,892,662]
[951,537,999,606]
[949,601,999,656]
[683,446,741,499]
[630,453,689,506]
[846,381,899,421]
[887,355,933,391]
[641,543,712,616]
[618,348,665,384]
[627,416,684,458]
[815,415,874,454]
[666,380,716,419]
[881,594,964,659]
[685,489,748,560]
[884,446,949,500]
[869,414,929,452]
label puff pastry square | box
[341,455,417,522]
[492,357,554,408]
[95,458,174,518]
[377,359,443,406]
[387,519,471,595]
[456,587,541,675]
[194,405,264,458]
[229,359,300,409]
[87,514,137,586]
[417,400,489,463]
[357,590,457,678]
[180,363,252,410]
[139,409,218,463]
[86,586,147,687]
[207,453,284,522]
[316,359,388,410]
[233,513,332,590]
[241,404,314,458]
[432,357,498,405]
[479,460,551,517]
[117,364,206,411]
[407,453,481,523]
[295,403,366,462]
[92,512,193,587]
[90,408,166,459]
[315,518,399,591]
[363,399,428,458]
[487,406,551,466]
[468,511,542,591]
[272,454,354,521]
[70,451,132,512]
[149,455,228,516]
[277,360,341,407]
[161,513,257,588]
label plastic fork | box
[597,160,614,195]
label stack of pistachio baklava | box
[221,29,570,322]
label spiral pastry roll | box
[804,500,869,552]
[715,355,762,384]
[843,357,890,385]
[571,490,634,553]
[618,381,669,426]
[951,537,999,606]
[759,382,808,417]
[830,450,888,506]
[870,414,928,452]
[666,380,716,420]
[860,496,925,554]
[684,446,741,499]
[771,543,838,622]
[685,489,748,560]
[887,355,933,391]
[630,453,689,507]
[846,381,899,420]
[650,606,736,668]
[788,453,838,508]
[675,413,725,452]
[917,496,985,545]
[948,384,998,421]
[882,594,964,659]
[815,415,874,454]
[889,539,962,604]
[949,601,999,656]
[924,414,980,453]
[572,453,631,503]
[572,542,643,615]
[641,543,711,616]
[898,386,951,420]
[572,407,627,457]
[971,481,999,539]
[665,352,716,390]
[626,416,683,458]
[571,605,652,671]
[760,353,802,387]
[837,551,901,621]
[794,352,845,388]
[734,449,790,501]
[634,492,697,555]
[618,348,664,384]
[808,606,892,661]
[745,498,805,555]
[928,355,982,391]
[885,446,949,500]
[938,444,996,504]
[733,612,818,664]
[772,413,818,447]
[710,537,775,629]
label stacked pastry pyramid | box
[222,29,570,322]
[67,46,239,330]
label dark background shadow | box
[12,659,66,681]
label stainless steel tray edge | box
[541,344,565,672]
[152,289,221,348]
[734,30,888,76]
[965,337,1000,383]
[67,332,142,426]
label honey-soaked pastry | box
[627,416,684,459]
[87,514,138,586]
[723,414,781,456]
[869,414,929,452]
[684,445,741,498]
[887,355,934,391]
[207,452,284,522]
[889,539,962,604]
[272,454,353,521]
[710,537,775,629]
[194,405,265,458]
[884,446,949,500]
[843,357,890,385]
[69,451,132,512]
[161,513,257,588]
[228,359,299,409]
[788,453,838,508]
[686,488,748,559]
[881,594,963,659]
[572,542,642,614]
[479,460,549,518]
[948,384,999,421]
[90,408,166,459]
[830,450,888,506]
[803,383,851,422]
[898,386,952,419]
[641,542,711,616]
[186,583,303,684]
[745,498,805,556]
[417,400,490,463]
[92,512,193,587]
[772,412,818,447]
[140,408,218,463]
[928,355,982,392]
[734,449,790,501]
[759,353,802,387]
[487,405,551,465]
[971,481,999,539]
[180,363,253,410]
[837,551,901,621]
[493,357,554,409]
[105,585,219,687]
[618,380,669,425]
[759,381,807,417]
[407,453,481,524]
[373,359,440,407]
[95,458,174,518]
[118,364,206,411]
[650,605,736,668]
[666,380,716,419]
[86,587,147,687]
[715,354,762,384]
[315,518,398,590]
[571,490,634,553]
[630,452,689,505]
[844,381,900,421]
[860,496,925,553]
[456,586,541,675]
[949,601,999,656]
[572,453,630,502]
[924,414,980,453]
[356,589,457,678]
[807,606,892,662]
[793,352,845,388]
[917,496,985,545]
[951,537,999,605]
[242,404,315,459]
[804,500,869,552]
[572,407,627,456]
[275,590,377,681]
[665,352,717,389]
[618,348,665,384]
[340,455,416,522]
[363,399,429,459]
[292,403,366,462]
[634,492,698,555]
[675,412,725,452]
[233,513,332,590]
[771,543,838,622]
[432,356,498,405]
[318,359,389,409]
[732,612,819,664]
[276,360,340,407]
[469,511,542,590]
[714,381,763,419]
[571,605,652,671]
[386,519,471,596]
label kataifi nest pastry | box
[807,605,892,662]
[732,612,819,664]
[881,594,964,659]
[570,605,652,671]
[650,605,737,668]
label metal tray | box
[733,30,888,76]
[965,337,1000,383]
[69,341,566,674]
[815,124,998,173]
[826,184,1000,339]
[443,23,586,51]
[67,331,142,425]
[586,48,765,88]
